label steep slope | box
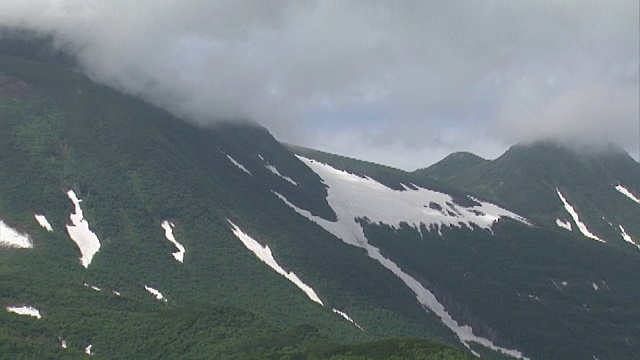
[416,141,640,250]
[292,147,640,360]
[418,152,488,182]
[2,35,639,360]
[0,40,472,358]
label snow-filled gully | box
[228,221,323,306]
[275,156,529,359]
[224,153,252,175]
[615,185,640,204]
[556,189,604,242]
[228,221,362,329]
[161,221,185,263]
[65,190,101,267]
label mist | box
[1,1,638,169]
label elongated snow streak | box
[225,154,252,175]
[65,190,101,267]
[161,221,185,263]
[0,220,33,248]
[265,164,298,185]
[34,214,53,232]
[618,225,637,247]
[275,157,530,359]
[555,218,572,231]
[6,306,41,319]
[84,283,102,292]
[85,344,93,355]
[615,185,640,204]
[228,220,324,306]
[144,285,167,302]
[556,189,604,242]
[332,308,363,330]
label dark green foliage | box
[2,34,639,360]
[415,141,640,249]
[0,39,467,358]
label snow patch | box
[34,214,53,232]
[225,154,252,175]
[618,225,636,245]
[332,308,363,330]
[6,305,41,319]
[555,218,572,231]
[161,221,185,263]
[228,220,324,306]
[556,189,604,242]
[265,164,298,185]
[144,285,167,302]
[288,157,529,237]
[0,220,33,248]
[275,158,529,359]
[615,185,640,204]
[84,283,101,292]
[65,190,101,267]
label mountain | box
[415,141,640,250]
[1,35,639,359]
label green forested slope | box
[0,39,468,358]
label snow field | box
[275,157,530,359]
[0,220,33,248]
[65,190,101,267]
[161,221,186,263]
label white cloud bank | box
[1,1,637,169]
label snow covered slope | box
[276,156,530,358]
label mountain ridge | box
[1,35,639,359]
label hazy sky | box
[2,1,638,169]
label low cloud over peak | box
[1,1,638,169]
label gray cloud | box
[1,0,638,169]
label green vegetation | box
[414,141,640,249]
[2,32,639,359]
[0,36,467,358]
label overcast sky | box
[2,1,638,169]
